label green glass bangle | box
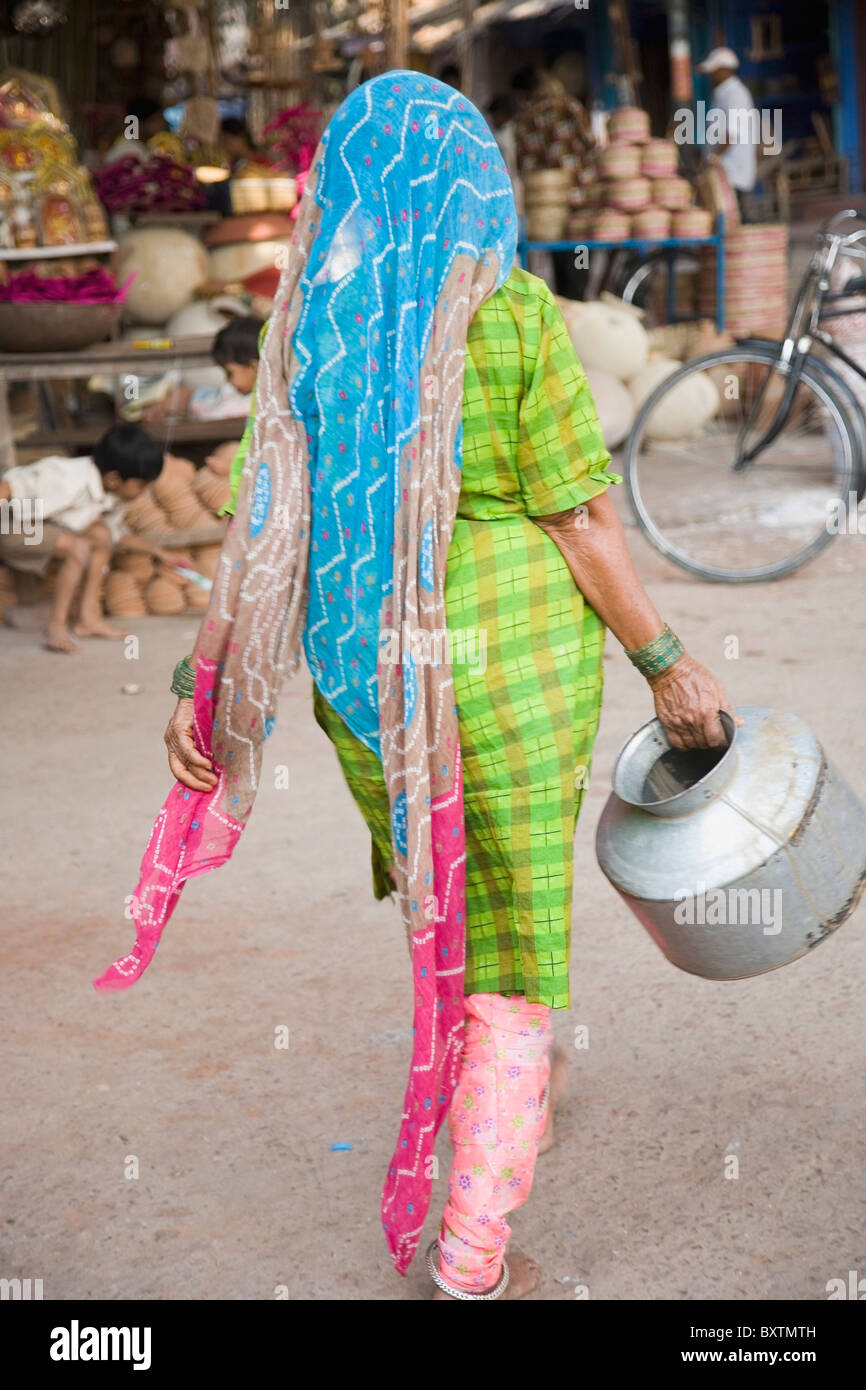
[625,624,685,679]
[171,655,196,700]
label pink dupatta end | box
[93,659,244,992]
[381,747,467,1275]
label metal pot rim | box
[612,709,738,811]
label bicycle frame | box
[733,209,866,468]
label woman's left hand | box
[648,655,743,750]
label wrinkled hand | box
[164,697,218,791]
[649,654,743,750]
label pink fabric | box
[381,746,467,1274]
[437,992,553,1293]
[92,658,244,992]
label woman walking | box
[97,72,736,1299]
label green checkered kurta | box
[311,267,621,1008]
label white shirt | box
[3,454,128,539]
[712,76,758,191]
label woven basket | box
[641,139,678,178]
[606,176,651,212]
[230,178,270,214]
[524,168,573,197]
[526,207,568,241]
[695,165,740,231]
[672,207,713,238]
[593,209,630,241]
[567,211,595,240]
[599,145,641,180]
[651,176,692,211]
[631,207,671,239]
[608,107,650,145]
[698,222,788,336]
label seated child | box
[0,424,188,654]
[143,314,264,424]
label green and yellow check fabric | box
[313,267,621,1009]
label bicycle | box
[623,208,866,582]
[604,244,700,315]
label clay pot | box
[145,575,186,615]
[194,466,233,514]
[105,571,147,618]
[193,542,223,580]
[184,581,210,610]
[114,552,155,583]
[152,454,196,508]
[124,489,169,535]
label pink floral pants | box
[436,991,554,1293]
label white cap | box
[697,47,739,74]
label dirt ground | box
[2,490,865,1302]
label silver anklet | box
[426,1240,510,1300]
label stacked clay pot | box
[194,465,233,515]
[103,453,229,619]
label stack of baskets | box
[524,167,574,241]
[568,109,712,244]
[698,223,789,336]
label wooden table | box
[0,334,243,469]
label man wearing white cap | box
[697,46,758,219]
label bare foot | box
[432,1246,541,1300]
[537,1042,570,1156]
[45,623,81,654]
[72,617,128,641]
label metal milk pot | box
[595,707,866,980]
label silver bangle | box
[425,1240,510,1300]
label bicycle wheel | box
[623,344,860,582]
[619,251,699,312]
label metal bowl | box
[0,301,122,353]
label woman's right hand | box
[164,698,218,791]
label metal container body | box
[596,707,866,979]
